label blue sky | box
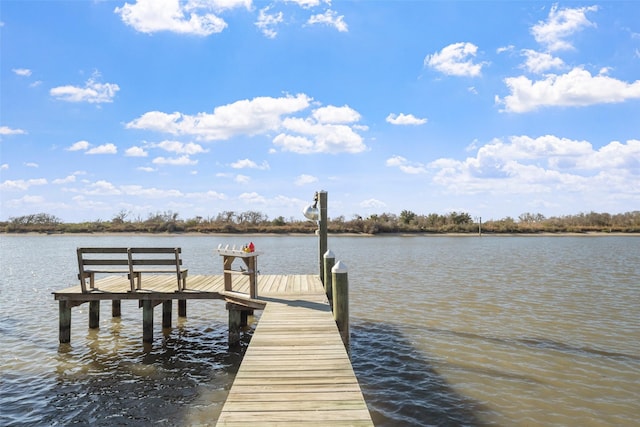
[1,1,639,223]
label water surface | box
[1,234,638,426]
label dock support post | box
[178,299,187,317]
[162,300,172,328]
[318,191,328,283]
[89,301,100,329]
[332,261,350,355]
[227,303,241,346]
[112,300,121,317]
[59,301,71,343]
[142,300,154,343]
[323,250,335,308]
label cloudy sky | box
[1,1,639,223]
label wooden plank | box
[217,281,373,426]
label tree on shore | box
[2,210,639,234]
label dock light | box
[303,193,319,221]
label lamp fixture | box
[302,192,319,221]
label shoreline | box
[2,231,638,237]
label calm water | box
[1,234,639,426]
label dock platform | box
[53,274,373,426]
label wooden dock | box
[53,273,373,426]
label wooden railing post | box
[323,250,335,308]
[332,260,349,355]
[318,191,328,283]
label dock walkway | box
[53,274,373,426]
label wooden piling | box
[89,300,100,329]
[59,301,71,343]
[323,249,335,307]
[178,299,186,317]
[318,191,328,283]
[332,260,350,354]
[162,300,172,328]
[142,300,154,343]
[112,300,121,317]
[227,303,241,346]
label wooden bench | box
[77,247,188,293]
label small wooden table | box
[216,249,261,299]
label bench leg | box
[59,301,71,343]
[89,301,100,329]
[178,299,187,317]
[142,300,154,343]
[162,300,172,328]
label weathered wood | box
[89,300,100,329]
[318,191,328,283]
[323,250,335,307]
[112,300,121,317]
[142,300,154,343]
[162,300,172,328]
[228,304,242,346]
[332,261,350,355]
[178,299,187,317]
[59,300,71,343]
[217,280,372,426]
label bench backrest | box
[128,247,183,272]
[77,247,184,292]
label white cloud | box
[115,0,228,36]
[125,146,148,157]
[256,6,283,38]
[1,164,8,170]
[235,174,250,183]
[13,68,32,77]
[53,175,77,184]
[152,155,197,165]
[276,117,366,154]
[531,4,598,52]
[231,159,270,170]
[386,113,427,126]
[0,178,48,191]
[386,155,427,174]
[497,45,515,54]
[239,191,267,204]
[521,49,565,74]
[286,0,326,8]
[138,166,157,172]
[24,162,38,168]
[295,174,318,186]
[497,67,640,113]
[67,140,91,151]
[50,78,119,103]
[126,94,368,154]
[0,126,26,135]
[155,140,208,154]
[126,94,312,140]
[428,135,640,198]
[424,42,485,77]
[307,9,348,32]
[86,143,118,155]
[312,105,360,124]
[360,198,386,209]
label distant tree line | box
[2,209,640,234]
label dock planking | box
[53,273,373,426]
[216,278,373,426]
